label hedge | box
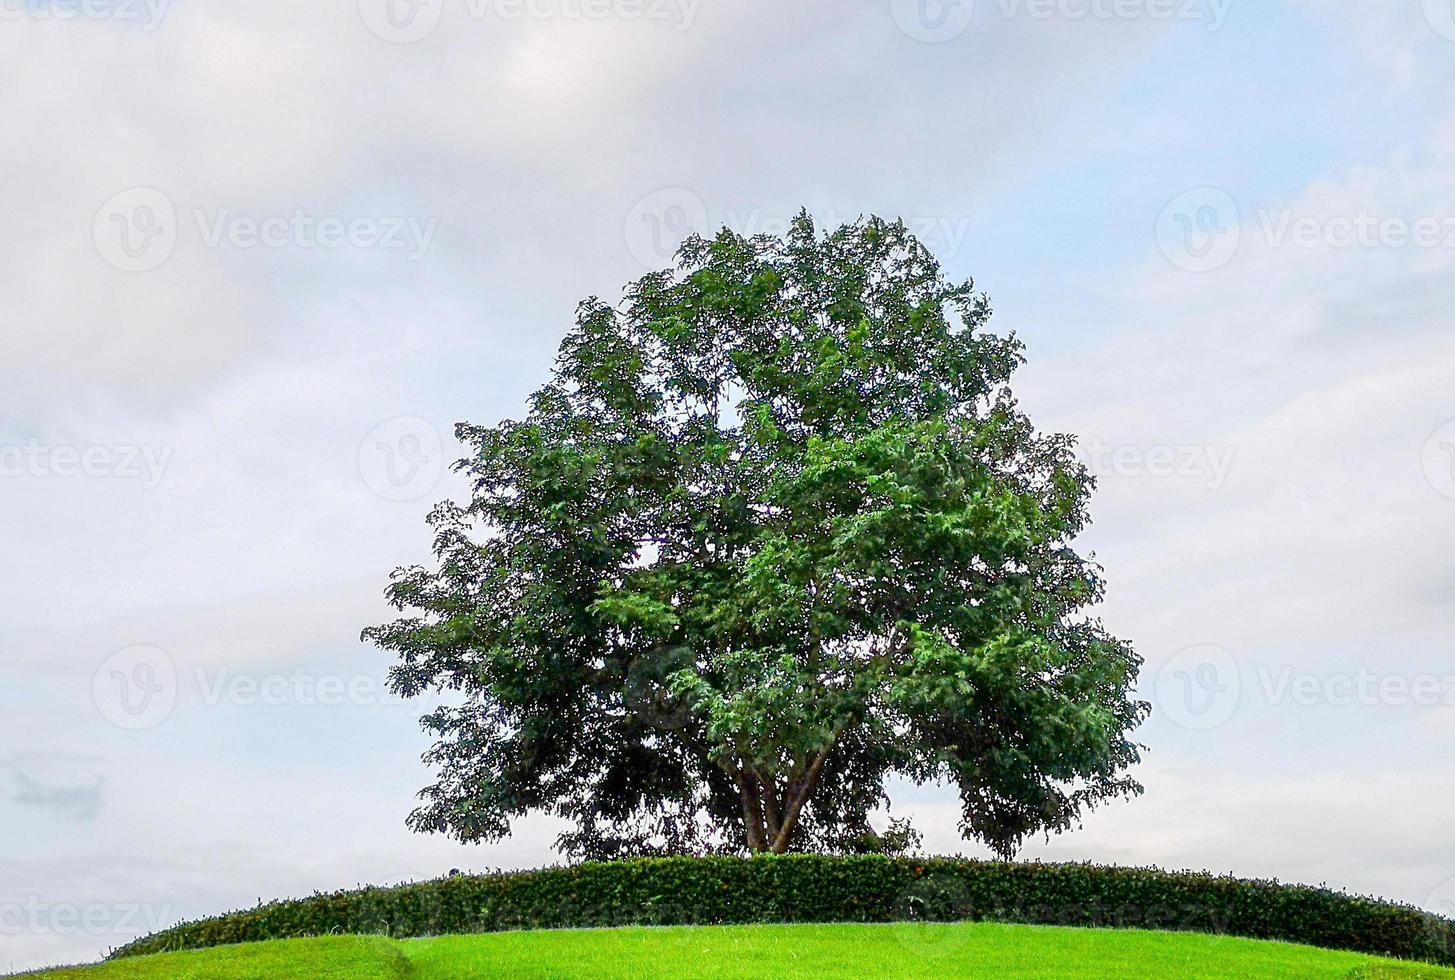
[110,855,1455,966]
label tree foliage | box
[365,213,1148,859]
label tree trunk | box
[736,772,767,852]
[734,738,838,854]
[769,746,831,853]
[758,770,783,843]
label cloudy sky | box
[4,0,1455,971]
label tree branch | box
[757,770,782,842]
[770,737,838,853]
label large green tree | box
[366,214,1147,859]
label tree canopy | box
[365,213,1148,859]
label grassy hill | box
[103,856,1455,967]
[20,923,1455,979]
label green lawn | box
[18,923,1455,979]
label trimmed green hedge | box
[111,856,1455,966]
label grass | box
[17,923,1455,979]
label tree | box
[365,213,1148,859]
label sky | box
[3,0,1455,971]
